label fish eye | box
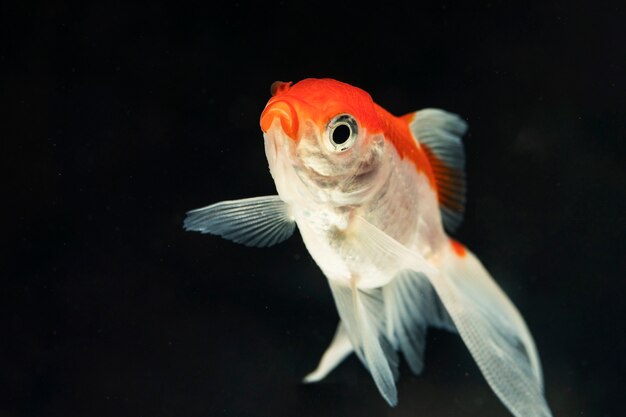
[327,114,358,152]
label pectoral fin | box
[183,196,295,247]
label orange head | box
[260,78,383,141]
[259,79,389,203]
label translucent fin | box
[340,219,551,415]
[429,244,551,417]
[348,215,436,289]
[303,321,353,383]
[383,271,455,375]
[409,109,467,232]
[183,196,295,247]
[329,281,399,406]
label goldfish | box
[184,78,552,416]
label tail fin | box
[429,241,552,417]
[310,213,550,414]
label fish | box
[184,78,552,417]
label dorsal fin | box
[408,109,468,232]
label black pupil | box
[332,124,351,145]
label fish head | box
[260,79,388,205]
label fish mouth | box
[260,99,299,141]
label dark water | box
[4,2,625,416]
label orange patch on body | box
[450,239,467,257]
[420,146,465,212]
[375,107,438,189]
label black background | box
[4,1,625,416]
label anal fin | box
[329,280,399,406]
[383,270,456,375]
[303,321,353,383]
